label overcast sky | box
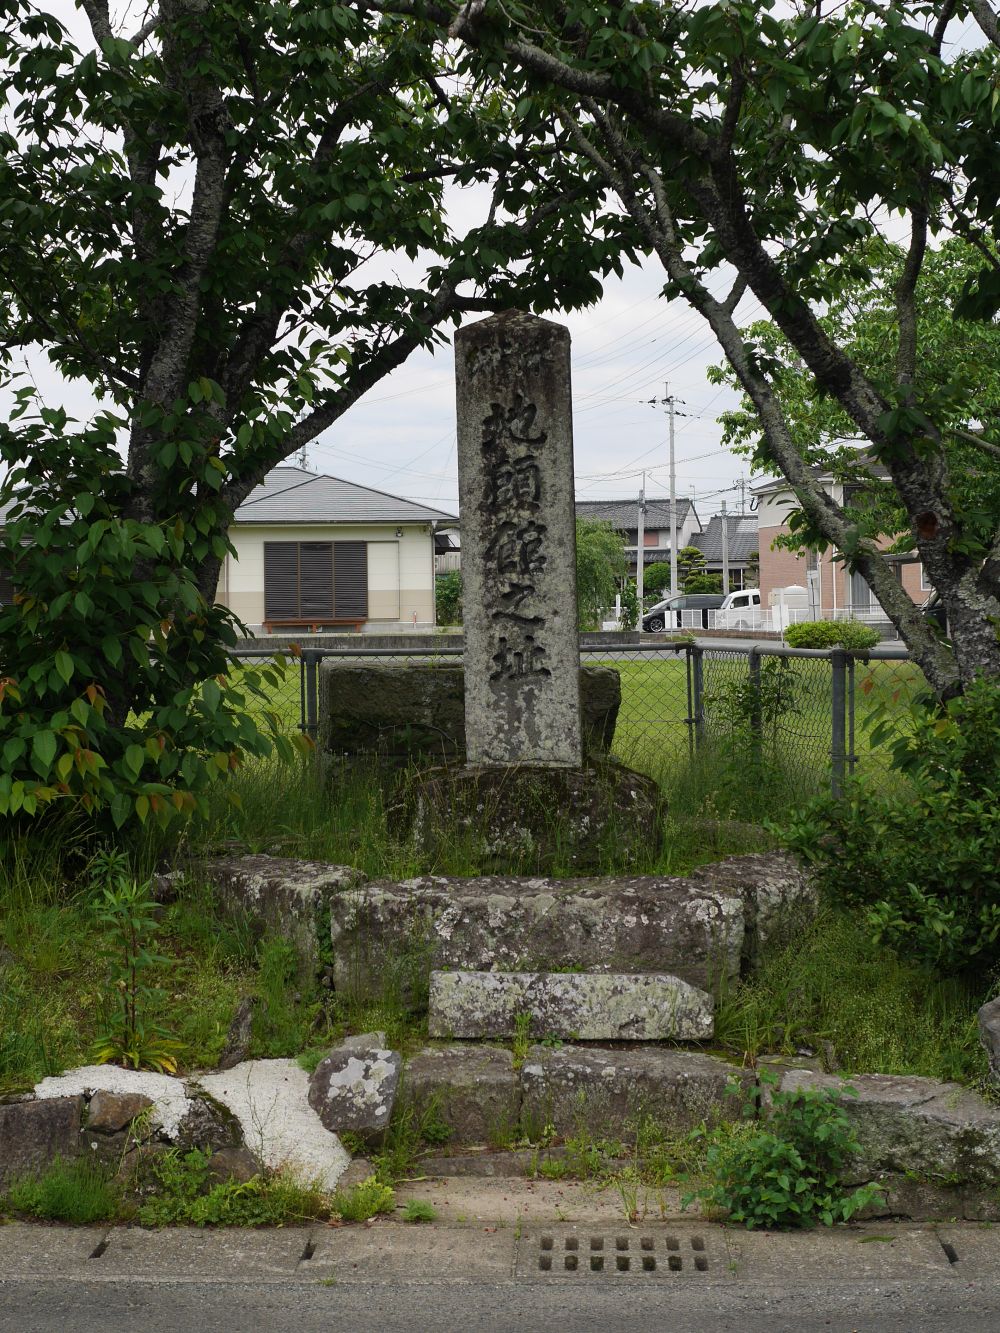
[300,261,760,523]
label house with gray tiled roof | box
[0,464,456,632]
[690,513,759,590]
[214,466,455,632]
[575,497,702,575]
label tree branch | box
[894,203,928,399]
[567,103,958,689]
[969,0,1000,50]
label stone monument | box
[455,311,581,768]
[401,310,661,870]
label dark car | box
[642,592,726,632]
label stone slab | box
[726,1225,955,1280]
[390,1178,687,1225]
[318,663,621,763]
[305,1221,517,1281]
[691,853,817,966]
[520,1046,749,1140]
[400,1044,519,1146]
[780,1068,1000,1187]
[427,971,714,1042]
[154,854,366,980]
[0,1097,83,1187]
[455,310,582,767]
[329,872,744,1000]
[0,1223,108,1276]
[95,1226,308,1277]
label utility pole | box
[644,384,681,597]
[666,383,678,597]
[721,499,730,595]
[636,471,646,622]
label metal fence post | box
[303,649,319,740]
[831,648,847,797]
[748,647,763,764]
[690,644,705,753]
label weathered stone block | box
[978,996,1000,1087]
[329,871,743,1002]
[692,853,817,967]
[318,663,621,764]
[521,1046,748,1140]
[0,1097,83,1186]
[308,1040,401,1149]
[427,971,713,1042]
[399,760,662,873]
[400,1044,519,1145]
[154,854,366,980]
[86,1090,153,1134]
[780,1069,1000,1187]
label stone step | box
[329,854,813,1000]
[426,970,713,1042]
[398,1042,749,1145]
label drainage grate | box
[525,1231,711,1279]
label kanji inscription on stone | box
[454,310,582,767]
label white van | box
[714,588,762,629]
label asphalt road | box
[4,1274,1000,1333]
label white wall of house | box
[216,522,436,627]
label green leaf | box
[31,731,57,775]
[124,744,145,780]
[54,650,74,685]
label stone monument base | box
[395,760,663,873]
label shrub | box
[782,677,1000,977]
[435,571,462,626]
[643,562,672,598]
[619,580,640,630]
[684,572,723,594]
[784,620,880,651]
[685,1073,881,1229]
[0,416,307,834]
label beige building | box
[215,466,455,632]
[754,474,929,619]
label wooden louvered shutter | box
[333,541,368,619]
[0,560,14,605]
[299,542,334,619]
[264,542,300,619]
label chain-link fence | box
[229,640,923,796]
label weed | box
[137,1148,329,1227]
[332,1175,395,1223]
[715,909,987,1083]
[511,1012,532,1070]
[1,1156,123,1224]
[371,1093,452,1184]
[683,1073,883,1229]
[251,935,327,1058]
[91,875,182,1074]
[402,1199,436,1223]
